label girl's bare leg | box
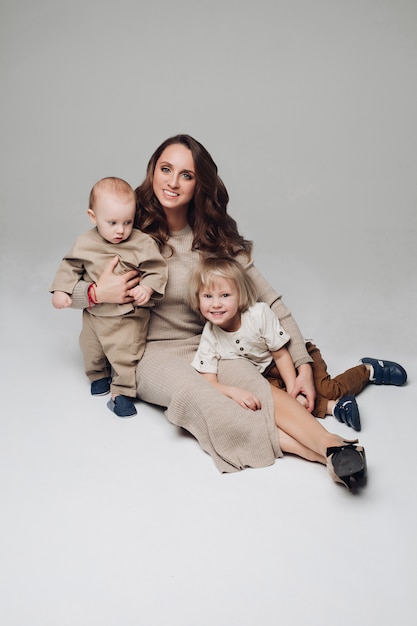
[270,386,349,459]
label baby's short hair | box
[187,256,258,314]
[89,177,135,210]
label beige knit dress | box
[72,225,312,473]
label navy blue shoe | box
[91,377,112,396]
[333,395,361,431]
[107,395,137,418]
[361,358,407,386]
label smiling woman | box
[69,134,369,492]
[151,144,196,230]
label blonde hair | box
[187,256,258,314]
[89,177,135,211]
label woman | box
[71,134,366,491]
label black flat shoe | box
[326,442,367,493]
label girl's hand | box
[227,386,262,411]
[95,256,139,304]
[201,373,261,411]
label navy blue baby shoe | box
[107,395,137,418]
[91,377,112,396]
[361,358,407,386]
[333,395,361,431]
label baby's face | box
[89,191,136,244]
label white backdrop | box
[1,0,416,355]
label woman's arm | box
[246,262,316,412]
[290,363,316,412]
[246,263,312,367]
[70,256,140,309]
[271,348,316,411]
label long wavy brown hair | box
[135,134,252,258]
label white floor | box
[0,272,416,626]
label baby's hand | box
[129,284,153,306]
[52,291,72,309]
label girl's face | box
[153,143,196,214]
[198,276,241,332]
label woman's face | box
[153,143,196,214]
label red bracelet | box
[87,282,98,309]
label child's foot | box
[333,395,361,431]
[91,377,112,396]
[361,358,407,386]
[107,395,137,418]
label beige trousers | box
[79,307,150,398]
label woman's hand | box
[95,256,140,304]
[288,363,316,413]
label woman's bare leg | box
[278,429,326,463]
[270,386,350,459]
